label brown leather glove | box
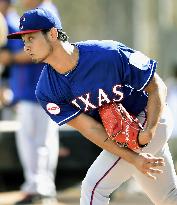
[99,102,147,150]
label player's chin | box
[32,53,51,64]
[32,57,43,64]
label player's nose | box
[24,44,31,54]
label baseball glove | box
[99,102,146,150]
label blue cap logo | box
[19,16,26,30]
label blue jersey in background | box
[6,13,44,104]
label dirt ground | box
[0,184,154,205]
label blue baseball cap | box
[7,8,62,39]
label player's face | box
[22,32,53,63]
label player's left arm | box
[138,72,167,146]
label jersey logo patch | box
[129,51,150,70]
[46,103,60,115]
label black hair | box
[42,29,69,42]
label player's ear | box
[48,27,58,41]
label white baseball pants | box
[15,101,59,196]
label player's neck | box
[45,41,79,74]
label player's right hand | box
[134,153,165,180]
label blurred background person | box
[0,10,8,115]
[0,11,7,47]
[0,0,60,204]
[21,0,59,15]
[0,0,19,120]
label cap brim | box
[7,29,42,39]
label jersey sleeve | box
[36,91,82,126]
[116,44,157,91]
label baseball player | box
[8,8,177,205]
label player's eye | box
[28,36,34,42]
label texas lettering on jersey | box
[71,84,123,112]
